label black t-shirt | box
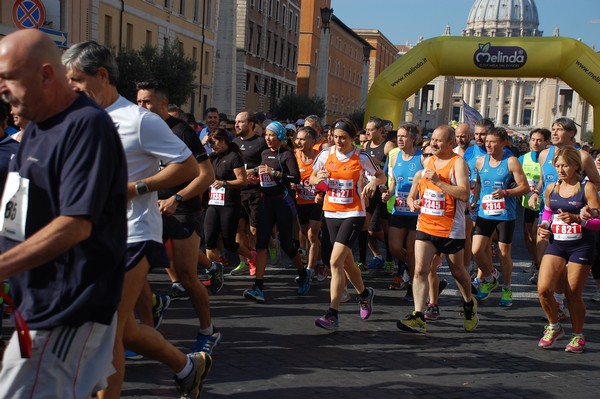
[0,133,19,194]
[259,147,300,197]
[0,94,128,329]
[158,115,208,213]
[209,149,245,206]
[365,141,387,168]
[233,134,267,191]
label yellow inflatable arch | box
[365,36,600,145]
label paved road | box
[121,209,600,399]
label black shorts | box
[546,238,593,265]
[126,240,170,272]
[162,212,203,240]
[523,208,539,224]
[367,191,390,231]
[240,189,261,227]
[473,217,516,243]
[389,215,418,230]
[326,217,365,248]
[415,231,465,255]
[297,203,323,225]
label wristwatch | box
[135,181,149,196]
[174,194,183,204]
[222,181,228,188]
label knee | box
[538,286,554,300]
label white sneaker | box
[591,289,600,302]
[340,287,351,303]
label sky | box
[332,0,600,49]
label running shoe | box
[125,349,143,360]
[397,311,426,334]
[558,303,569,321]
[565,335,585,353]
[217,255,229,267]
[356,261,368,272]
[367,256,384,270]
[538,324,564,348]
[438,279,448,295]
[499,287,513,307]
[340,287,351,303]
[230,262,249,276]
[193,328,222,355]
[315,311,339,331]
[403,283,414,302]
[209,261,224,294]
[298,248,308,265]
[424,304,440,321]
[316,263,329,282]
[248,250,258,275]
[297,268,313,295]
[389,274,407,290]
[471,277,482,295]
[463,298,478,332]
[152,294,171,329]
[383,260,395,275]
[169,283,189,301]
[358,287,375,320]
[591,289,600,302]
[243,285,265,303]
[175,351,212,399]
[476,277,498,301]
[529,271,538,285]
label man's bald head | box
[455,123,472,150]
[0,29,74,123]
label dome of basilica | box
[463,0,541,37]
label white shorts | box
[0,313,117,399]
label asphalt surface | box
[123,208,600,399]
[3,208,600,398]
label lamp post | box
[359,44,371,110]
[316,7,333,119]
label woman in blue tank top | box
[537,145,600,353]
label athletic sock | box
[175,356,193,379]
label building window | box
[294,14,298,33]
[279,42,284,65]
[246,73,251,91]
[266,32,272,61]
[192,46,197,61]
[273,37,278,63]
[206,0,212,27]
[276,1,280,22]
[282,5,286,26]
[268,0,273,17]
[164,0,171,9]
[256,29,262,57]
[289,11,293,31]
[250,0,255,7]
[258,0,263,11]
[193,0,199,22]
[264,78,268,95]
[248,24,254,53]
[104,15,112,47]
[126,23,133,50]
[204,51,210,75]
[254,75,260,93]
[286,45,291,69]
[179,0,185,15]
[145,30,152,46]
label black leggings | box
[256,194,298,259]
[204,205,241,253]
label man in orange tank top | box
[398,125,479,334]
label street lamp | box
[320,7,333,30]
[316,7,333,120]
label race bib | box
[0,172,29,241]
[421,188,445,216]
[298,179,316,201]
[394,191,410,213]
[259,172,277,188]
[552,214,582,241]
[327,179,354,204]
[208,186,226,206]
[481,194,506,216]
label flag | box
[462,98,483,129]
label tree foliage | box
[347,109,366,129]
[272,94,326,121]
[116,41,197,106]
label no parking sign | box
[12,0,46,29]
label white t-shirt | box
[106,96,192,243]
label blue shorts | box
[126,241,170,272]
[546,238,593,265]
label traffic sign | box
[39,27,68,47]
[12,0,46,29]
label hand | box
[538,223,551,239]
[492,187,504,199]
[212,180,225,189]
[410,198,421,212]
[316,169,329,184]
[381,191,391,202]
[469,202,478,212]
[528,192,539,209]
[580,206,595,221]
[362,182,377,199]
[557,211,580,224]
[422,168,439,184]
[158,196,178,216]
[315,192,324,204]
[247,174,259,185]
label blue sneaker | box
[243,286,265,303]
[477,278,499,301]
[193,328,222,355]
[297,268,313,295]
[125,349,143,360]
[367,256,384,270]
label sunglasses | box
[423,153,433,157]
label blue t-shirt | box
[477,153,517,221]
[0,94,128,329]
